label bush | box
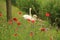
[11,0,60,28]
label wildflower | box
[8,19,13,24]
[27,18,31,22]
[40,28,46,32]
[17,21,21,26]
[0,14,2,17]
[31,19,35,23]
[13,17,18,22]
[0,12,2,17]
[45,12,50,17]
[14,33,18,37]
[18,11,22,15]
[30,31,34,37]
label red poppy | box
[8,19,13,24]
[13,18,18,22]
[18,11,22,15]
[31,19,35,23]
[30,31,34,37]
[14,33,18,37]
[45,12,50,17]
[17,22,21,26]
[27,18,31,22]
[0,12,2,17]
[40,28,46,32]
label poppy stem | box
[47,17,48,21]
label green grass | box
[0,0,60,40]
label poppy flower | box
[0,12,2,17]
[13,18,18,22]
[31,19,35,23]
[27,18,31,22]
[18,11,22,15]
[14,33,18,37]
[40,28,46,32]
[8,19,13,24]
[45,12,50,17]
[30,31,34,37]
[17,22,21,26]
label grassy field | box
[0,0,60,40]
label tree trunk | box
[6,0,12,21]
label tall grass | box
[0,0,60,40]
